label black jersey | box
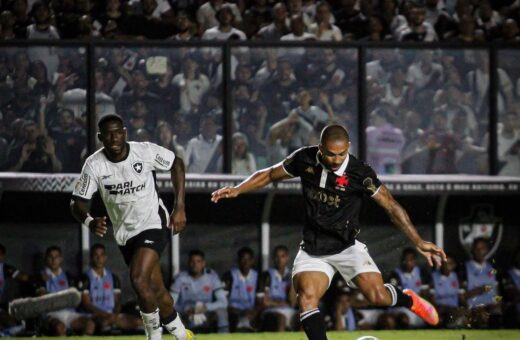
[282,146,382,256]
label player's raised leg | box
[293,272,330,340]
[353,272,439,326]
[150,258,193,340]
[129,248,163,340]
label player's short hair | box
[273,245,289,254]
[320,124,350,144]
[237,246,254,259]
[0,243,5,255]
[189,249,205,259]
[97,113,124,131]
[90,243,105,257]
[45,245,62,257]
[401,247,417,260]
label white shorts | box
[292,240,380,287]
[47,309,87,329]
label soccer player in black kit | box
[211,124,446,340]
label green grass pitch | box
[14,330,520,340]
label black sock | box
[385,283,413,308]
[300,308,328,340]
[160,310,178,325]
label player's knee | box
[130,271,150,292]
[297,290,319,309]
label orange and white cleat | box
[403,289,439,326]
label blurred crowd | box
[0,0,519,176]
[1,238,519,336]
[1,0,520,42]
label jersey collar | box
[45,267,63,278]
[316,151,350,176]
[103,142,130,163]
[90,267,107,279]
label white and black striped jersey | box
[73,142,175,246]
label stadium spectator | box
[155,121,186,161]
[0,244,28,337]
[0,10,17,40]
[35,246,95,336]
[381,65,410,111]
[280,14,316,62]
[366,107,405,174]
[255,2,290,40]
[259,58,299,124]
[448,14,479,43]
[290,89,333,132]
[308,1,342,41]
[333,289,357,331]
[196,0,242,35]
[127,99,154,141]
[388,248,431,328]
[48,108,85,172]
[222,247,259,332]
[116,66,164,123]
[428,253,466,328]
[460,237,501,328]
[7,120,62,173]
[496,112,520,176]
[185,114,223,173]
[499,18,520,42]
[172,57,211,115]
[170,249,229,333]
[11,0,31,39]
[242,0,272,38]
[379,0,407,37]
[501,250,520,328]
[256,245,296,332]
[397,3,438,42]
[231,132,256,175]
[170,11,196,41]
[79,244,142,334]
[474,0,502,41]
[334,0,359,40]
[201,4,246,40]
[118,0,176,39]
[267,111,316,164]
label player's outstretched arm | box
[170,157,187,234]
[211,163,291,203]
[372,185,447,267]
[70,197,108,237]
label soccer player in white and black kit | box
[211,124,447,340]
[70,114,193,340]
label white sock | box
[140,309,163,340]
[164,313,188,340]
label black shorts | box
[119,226,171,266]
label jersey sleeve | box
[282,147,306,177]
[148,142,176,171]
[73,161,98,200]
[360,163,382,197]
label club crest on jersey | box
[335,174,349,191]
[132,162,143,174]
